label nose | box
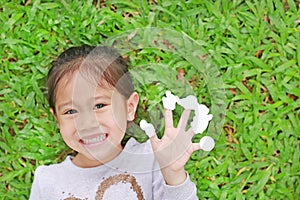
[74,110,101,135]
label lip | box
[79,133,108,147]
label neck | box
[72,146,123,168]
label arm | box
[152,162,198,200]
[147,109,200,199]
[149,109,200,185]
[140,91,213,199]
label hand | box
[149,109,200,185]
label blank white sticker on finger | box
[191,104,213,134]
[199,136,215,151]
[177,95,198,110]
[162,91,179,110]
[139,119,156,138]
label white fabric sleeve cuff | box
[163,172,198,200]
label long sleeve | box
[27,139,199,199]
[152,166,198,200]
[162,172,198,200]
[29,166,42,200]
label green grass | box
[1,0,300,199]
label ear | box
[50,108,59,127]
[127,92,139,121]
[50,108,59,125]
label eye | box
[64,109,78,115]
[94,103,105,110]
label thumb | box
[148,132,160,150]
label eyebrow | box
[57,95,111,111]
[57,101,73,111]
[94,94,111,101]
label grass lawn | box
[0,0,299,199]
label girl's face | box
[51,70,139,168]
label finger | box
[164,109,174,129]
[186,127,195,140]
[190,142,201,152]
[177,109,191,129]
[148,132,160,150]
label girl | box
[30,45,200,199]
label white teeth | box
[82,134,106,144]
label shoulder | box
[124,137,153,154]
[33,156,73,180]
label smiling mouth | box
[80,133,108,146]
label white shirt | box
[29,138,198,200]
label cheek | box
[106,108,127,133]
[58,121,80,149]
[112,105,127,132]
[93,107,127,133]
[111,94,129,132]
[57,119,76,137]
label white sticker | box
[199,136,215,151]
[178,95,198,110]
[191,104,213,134]
[162,91,179,110]
[145,91,215,151]
[139,119,156,138]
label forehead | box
[55,70,115,104]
